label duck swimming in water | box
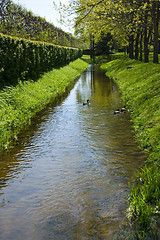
[83,100,90,105]
[114,109,120,114]
[121,105,126,112]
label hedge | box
[0,33,82,85]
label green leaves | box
[0,0,82,48]
[0,33,82,86]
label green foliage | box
[0,0,83,48]
[101,55,160,235]
[61,0,160,63]
[0,58,88,151]
[0,33,82,86]
[95,33,113,56]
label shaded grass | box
[101,56,160,238]
[81,53,126,65]
[0,58,89,151]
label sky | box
[13,0,74,34]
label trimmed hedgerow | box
[0,33,82,85]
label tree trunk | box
[129,34,134,59]
[144,23,149,62]
[135,30,140,60]
[153,1,160,63]
[144,0,149,63]
[139,30,143,61]
[90,35,95,60]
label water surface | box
[0,65,146,239]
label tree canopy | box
[57,0,160,63]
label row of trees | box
[0,0,85,48]
[58,0,160,63]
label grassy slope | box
[0,58,89,151]
[101,55,160,238]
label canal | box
[0,65,145,240]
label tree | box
[152,1,160,63]
[0,0,83,48]
[56,0,159,63]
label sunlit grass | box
[128,166,160,228]
[0,58,88,151]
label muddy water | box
[0,65,145,240]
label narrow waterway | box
[0,65,145,240]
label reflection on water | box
[0,65,146,239]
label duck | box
[83,99,90,105]
[121,105,126,112]
[114,109,120,114]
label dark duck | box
[83,100,90,105]
[121,105,126,112]
[114,109,120,114]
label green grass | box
[101,56,160,238]
[81,53,126,64]
[0,58,89,151]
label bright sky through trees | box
[13,0,73,33]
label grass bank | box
[101,56,160,239]
[0,58,88,151]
